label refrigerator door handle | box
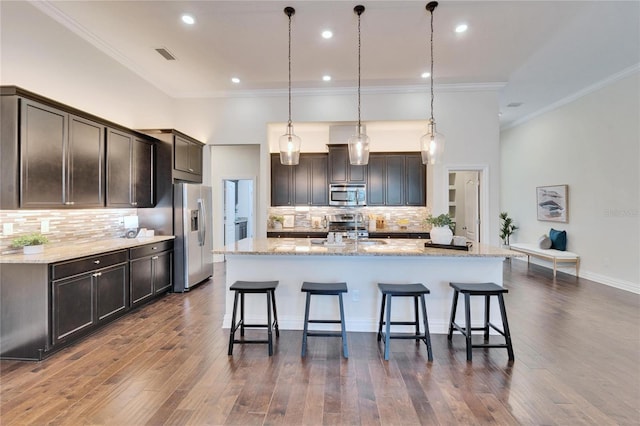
[198,198,206,247]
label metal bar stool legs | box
[447,282,514,361]
[300,282,349,358]
[228,280,279,356]
[377,283,433,361]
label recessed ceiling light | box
[231,77,240,84]
[181,14,195,25]
[421,72,431,79]
[321,30,333,39]
[322,75,331,81]
[455,23,468,33]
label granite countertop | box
[0,236,175,264]
[214,237,522,258]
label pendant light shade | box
[421,1,445,165]
[279,6,301,165]
[348,5,370,166]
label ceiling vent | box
[155,47,176,61]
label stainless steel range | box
[328,213,368,240]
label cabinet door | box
[106,129,133,207]
[130,257,153,306]
[188,141,203,175]
[68,115,105,207]
[96,263,128,322]
[405,154,426,206]
[133,138,154,208]
[367,155,385,206]
[174,136,191,173]
[385,155,405,206]
[328,145,367,184]
[52,274,95,344]
[20,100,66,207]
[152,251,173,294]
[310,155,328,205]
[293,156,311,205]
[271,154,292,206]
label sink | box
[352,239,387,246]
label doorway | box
[223,179,254,246]
[446,168,485,243]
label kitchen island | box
[215,238,521,334]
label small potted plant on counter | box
[11,233,49,254]
[269,215,285,230]
[425,213,454,245]
[499,212,518,247]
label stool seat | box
[301,282,348,294]
[301,282,349,358]
[448,282,514,361]
[450,282,507,295]
[377,283,433,361]
[231,280,278,292]
[228,280,279,356]
[378,283,430,296]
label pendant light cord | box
[287,11,293,127]
[357,10,362,129]
[429,6,434,122]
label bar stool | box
[300,282,349,358]
[377,283,433,361]
[447,282,514,361]
[228,280,279,356]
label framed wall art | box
[536,185,568,222]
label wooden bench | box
[509,243,580,278]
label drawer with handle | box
[129,240,174,260]
[51,250,128,280]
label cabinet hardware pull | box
[189,168,194,172]
[152,246,157,250]
[152,256,159,260]
[64,201,75,205]
[93,260,100,264]
[92,272,102,277]
[132,202,138,206]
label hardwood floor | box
[1,260,638,425]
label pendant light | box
[420,1,445,165]
[279,6,301,165]
[348,5,370,166]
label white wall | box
[0,1,173,128]
[501,72,639,292]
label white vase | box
[430,226,453,245]
[23,245,44,255]
[273,222,283,230]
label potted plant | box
[11,233,49,254]
[269,215,285,230]
[425,213,454,245]
[499,212,518,247]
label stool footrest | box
[472,343,510,349]
[232,339,269,344]
[306,331,343,338]
[381,332,429,340]
[307,319,342,324]
[381,321,420,326]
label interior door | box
[464,173,480,242]
[224,180,237,247]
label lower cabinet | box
[130,241,173,307]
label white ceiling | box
[32,1,640,128]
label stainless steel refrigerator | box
[173,183,213,292]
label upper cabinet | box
[327,145,367,184]
[1,93,105,209]
[271,154,329,206]
[106,128,154,208]
[138,129,204,183]
[367,153,426,206]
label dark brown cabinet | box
[174,135,203,177]
[13,99,104,208]
[368,153,425,206]
[137,129,203,183]
[328,144,367,184]
[106,128,154,208]
[51,250,128,346]
[271,154,328,206]
[130,241,173,307]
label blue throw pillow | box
[549,228,567,251]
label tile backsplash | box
[268,206,432,231]
[0,209,137,254]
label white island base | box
[221,240,516,334]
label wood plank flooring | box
[1,260,638,425]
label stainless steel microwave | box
[329,184,366,206]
